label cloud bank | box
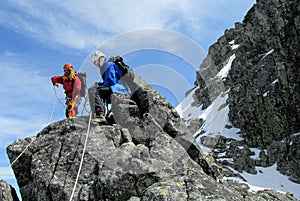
[0,0,255,51]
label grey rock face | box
[227,0,300,147]
[0,180,19,201]
[192,0,300,183]
[7,75,297,200]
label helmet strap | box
[99,56,105,67]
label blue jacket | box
[101,61,130,94]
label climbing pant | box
[66,96,81,118]
[88,82,112,117]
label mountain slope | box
[7,75,298,200]
[177,0,300,198]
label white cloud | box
[0,0,255,51]
[134,64,192,103]
[0,117,44,141]
[0,53,57,148]
[0,58,53,113]
[85,29,206,69]
[0,167,15,180]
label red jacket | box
[51,74,81,99]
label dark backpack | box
[77,72,87,97]
[109,56,135,85]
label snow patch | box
[272,79,279,85]
[262,49,274,59]
[240,164,300,199]
[216,54,236,78]
[231,44,239,50]
[229,40,239,49]
[175,87,201,121]
[249,148,265,160]
[263,91,269,97]
[197,92,242,141]
[292,133,300,136]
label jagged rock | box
[7,75,297,200]
[7,122,296,201]
[186,117,204,135]
[227,0,300,148]
[0,180,19,201]
[191,0,300,184]
[268,132,300,183]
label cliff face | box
[6,75,297,200]
[190,0,300,186]
[227,0,300,147]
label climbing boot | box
[95,114,107,124]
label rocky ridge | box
[191,0,300,186]
[6,75,298,200]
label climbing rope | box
[10,86,93,200]
[49,92,58,125]
[54,86,66,107]
[9,91,58,167]
[69,112,92,201]
[80,96,91,116]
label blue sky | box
[0,0,255,196]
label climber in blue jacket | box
[88,51,130,124]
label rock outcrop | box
[191,0,300,184]
[7,75,297,200]
[0,180,19,201]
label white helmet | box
[91,51,106,66]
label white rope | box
[69,112,92,201]
[9,94,58,167]
[80,97,91,116]
[9,140,34,168]
[9,86,93,200]
[48,93,58,125]
[54,86,66,107]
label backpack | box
[109,56,135,85]
[77,72,87,97]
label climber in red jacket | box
[51,63,81,118]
